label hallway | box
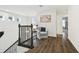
[26,36,78,53]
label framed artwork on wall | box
[8,16,14,21]
[0,16,3,21]
[40,15,51,23]
[0,16,6,21]
[15,17,21,22]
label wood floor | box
[25,36,78,53]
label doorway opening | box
[62,16,68,40]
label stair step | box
[17,46,29,53]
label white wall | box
[0,11,32,52]
[37,10,56,37]
[17,15,32,25]
[68,6,79,52]
[0,11,18,52]
[0,22,18,52]
[56,14,63,34]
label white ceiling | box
[0,5,69,16]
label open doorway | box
[62,16,68,40]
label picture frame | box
[14,17,21,22]
[0,16,3,21]
[8,16,14,21]
[40,15,51,23]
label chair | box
[37,27,48,39]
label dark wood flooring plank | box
[25,36,78,53]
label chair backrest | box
[40,27,46,32]
[38,27,47,32]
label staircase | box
[4,41,29,53]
